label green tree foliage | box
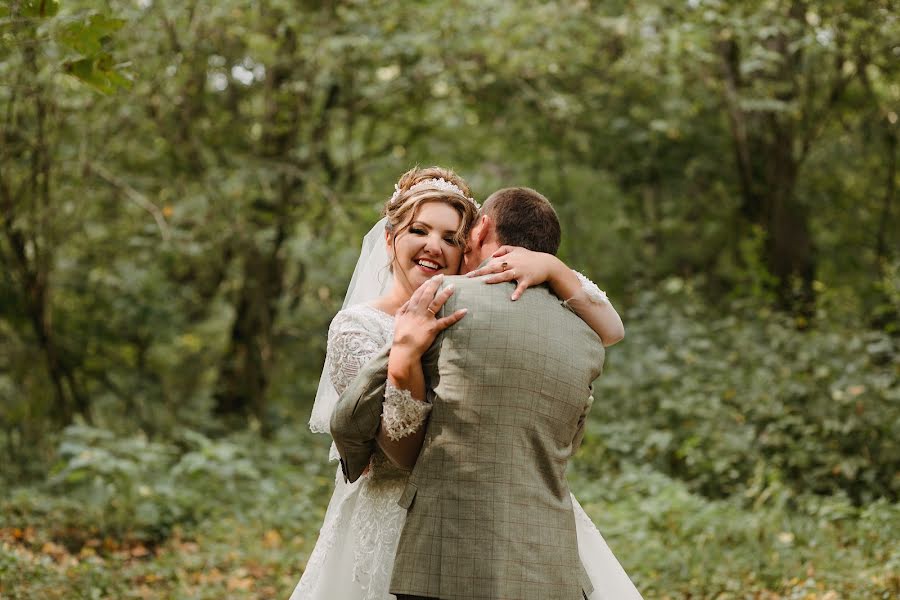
[1,0,134,437]
[1,0,896,433]
[0,1,898,595]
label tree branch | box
[86,162,172,241]
[717,36,757,220]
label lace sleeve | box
[570,270,609,305]
[560,270,624,347]
[326,310,385,396]
[382,381,432,440]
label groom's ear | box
[474,215,492,247]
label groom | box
[332,187,604,600]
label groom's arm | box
[571,389,595,455]
[330,344,391,483]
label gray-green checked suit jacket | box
[330,276,605,600]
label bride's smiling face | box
[387,201,465,295]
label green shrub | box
[568,463,900,598]
[586,279,900,504]
[44,425,270,540]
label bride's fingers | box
[491,246,514,258]
[396,300,410,315]
[466,259,507,278]
[428,284,455,313]
[483,269,518,284]
[435,308,467,330]
[485,270,534,299]
[510,279,531,301]
[422,274,444,305]
[465,262,489,278]
[408,274,442,310]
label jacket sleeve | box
[330,343,391,482]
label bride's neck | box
[370,283,410,315]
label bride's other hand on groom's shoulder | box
[466,245,564,301]
[391,274,468,359]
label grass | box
[1,428,897,599]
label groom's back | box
[391,276,605,600]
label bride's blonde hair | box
[383,166,479,250]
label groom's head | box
[463,187,561,272]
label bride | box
[291,166,642,600]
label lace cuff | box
[382,382,431,441]
[564,270,609,307]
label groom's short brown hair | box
[482,187,561,255]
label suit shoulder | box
[443,275,515,300]
[443,274,487,289]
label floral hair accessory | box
[389,178,480,209]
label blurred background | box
[1,0,897,598]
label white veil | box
[308,217,393,435]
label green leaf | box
[64,54,131,94]
[59,14,126,56]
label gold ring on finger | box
[501,261,509,270]
[426,307,436,316]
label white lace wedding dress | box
[290,302,643,600]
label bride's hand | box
[466,246,565,300]
[392,275,468,357]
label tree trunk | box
[0,40,88,426]
[718,30,817,315]
[875,127,896,264]
[1,213,87,425]
[213,241,284,422]
[763,119,816,315]
[213,17,299,424]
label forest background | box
[1,1,898,598]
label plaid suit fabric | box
[390,276,605,600]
